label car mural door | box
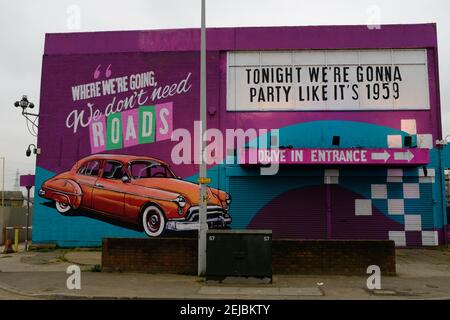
[91,160,126,216]
[76,159,102,208]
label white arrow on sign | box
[394,150,414,162]
[371,150,390,162]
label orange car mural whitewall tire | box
[142,205,166,237]
[56,201,72,214]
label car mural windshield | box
[129,161,175,179]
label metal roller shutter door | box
[228,176,327,239]
[330,182,390,240]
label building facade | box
[2,191,25,208]
[34,24,450,247]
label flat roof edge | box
[44,23,438,55]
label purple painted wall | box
[38,24,441,175]
[34,24,446,247]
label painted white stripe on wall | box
[371,184,388,199]
[405,215,422,231]
[401,119,417,135]
[387,168,403,177]
[389,231,406,247]
[324,169,339,184]
[355,199,372,216]
[324,176,339,184]
[388,177,403,183]
[403,183,420,199]
[419,177,435,183]
[388,199,404,215]
[387,168,403,183]
[387,135,403,148]
[324,169,339,177]
[421,231,439,246]
[417,134,433,149]
[419,168,435,177]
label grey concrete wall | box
[0,207,33,245]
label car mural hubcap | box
[147,211,160,232]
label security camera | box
[25,144,39,157]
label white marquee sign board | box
[227,49,430,111]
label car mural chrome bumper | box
[166,205,232,231]
[166,215,232,231]
[38,189,46,197]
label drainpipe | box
[437,143,448,245]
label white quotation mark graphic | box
[66,5,81,30]
[366,5,382,30]
[66,265,81,290]
[366,265,381,290]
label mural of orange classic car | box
[38,154,232,237]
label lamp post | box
[0,157,4,207]
[19,174,35,252]
[13,96,39,251]
[14,95,38,129]
[197,0,208,276]
[25,185,31,251]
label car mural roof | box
[74,154,169,166]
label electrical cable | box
[23,113,38,137]
[31,114,39,135]
[25,117,37,137]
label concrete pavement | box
[0,245,449,300]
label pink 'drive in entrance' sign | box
[239,148,430,165]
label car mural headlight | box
[176,195,186,208]
[226,193,232,205]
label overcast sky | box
[0,0,449,190]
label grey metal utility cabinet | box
[205,229,272,281]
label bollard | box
[14,229,19,252]
[2,226,5,246]
[2,240,14,254]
